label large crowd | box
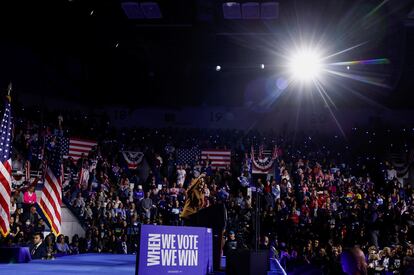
[1,104,414,274]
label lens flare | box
[288,49,323,82]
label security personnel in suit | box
[29,232,48,259]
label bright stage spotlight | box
[287,49,323,82]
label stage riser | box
[226,250,269,275]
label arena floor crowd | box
[1,106,414,274]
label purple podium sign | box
[137,225,213,275]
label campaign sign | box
[137,225,213,275]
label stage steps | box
[34,187,85,238]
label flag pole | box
[7,82,12,96]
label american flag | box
[176,147,231,169]
[61,137,97,161]
[201,149,231,169]
[176,147,201,166]
[0,96,12,237]
[39,136,64,235]
[78,166,89,187]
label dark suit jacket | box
[29,242,48,259]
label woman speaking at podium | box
[180,174,206,226]
[179,173,227,271]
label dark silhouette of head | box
[341,247,367,275]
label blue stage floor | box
[0,253,136,275]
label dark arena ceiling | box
[0,0,413,108]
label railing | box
[61,197,88,231]
[12,169,79,185]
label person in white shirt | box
[193,161,202,178]
[10,197,17,215]
[386,165,397,181]
[271,180,281,200]
[237,172,250,188]
[281,169,290,181]
[12,155,24,172]
[113,196,122,209]
[177,165,186,186]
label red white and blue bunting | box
[250,145,278,174]
[122,151,144,170]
